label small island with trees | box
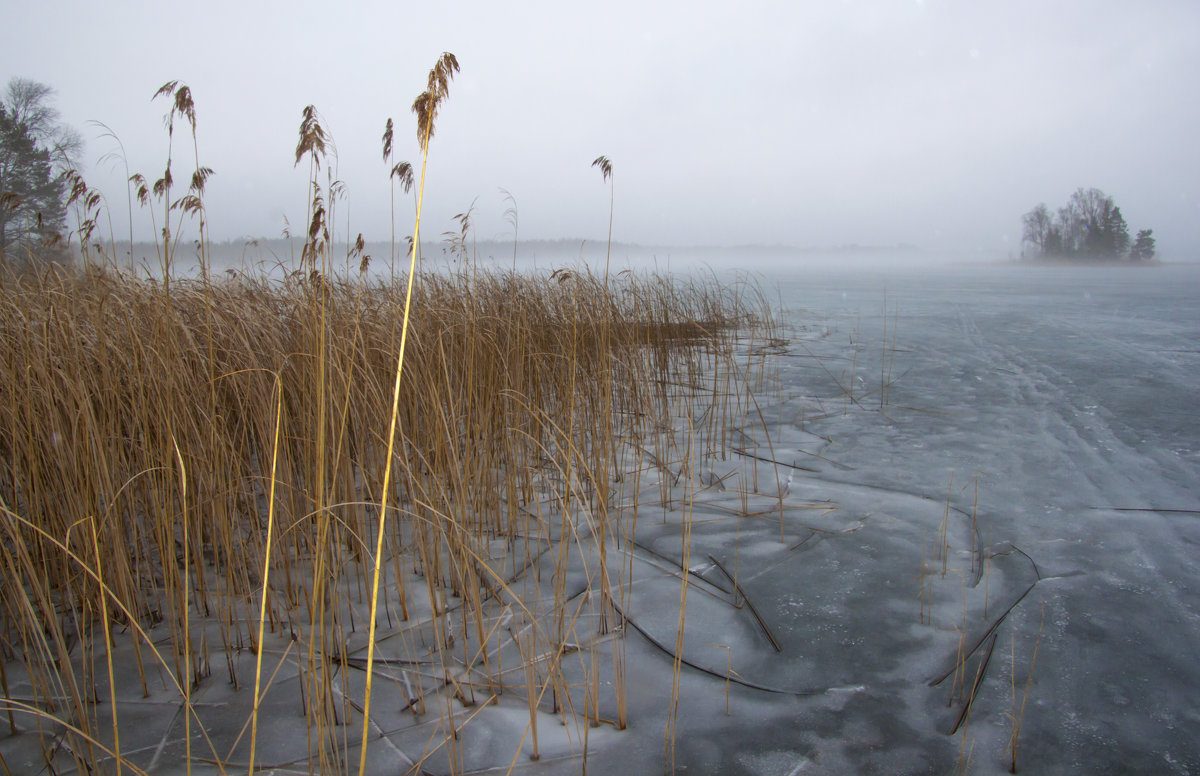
[1021,187,1156,263]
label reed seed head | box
[382,117,394,161]
[412,51,460,150]
[391,161,414,193]
[295,105,329,168]
[592,155,612,183]
[153,81,197,133]
[130,173,149,206]
[152,164,173,199]
[189,166,214,195]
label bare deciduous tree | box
[4,78,82,172]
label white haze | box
[2,0,1198,262]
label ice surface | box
[597,263,1200,774]
[751,263,1200,774]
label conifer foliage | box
[0,102,66,259]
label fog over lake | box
[3,1,1198,260]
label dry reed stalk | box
[940,465,956,577]
[591,156,614,287]
[248,373,283,775]
[663,422,695,774]
[359,51,459,776]
[1008,602,1045,773]
[170,440,192,776]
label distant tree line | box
[1022,188,1155,262]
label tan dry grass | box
[0,258,775,773]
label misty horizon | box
[4,1,1197,264]
[84,237,1016,279]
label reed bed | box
[0,258,778,773]
[0,51,785,774]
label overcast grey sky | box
[4,0,1198,259]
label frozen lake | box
[652,261,1200,774]
[5,261,1197,775]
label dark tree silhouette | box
[1022,188,1150,262]
[1129,229,1156,262]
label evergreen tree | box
[0,104,66,258]
[1104,204,1131,257]
[1129,229,1156,262]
